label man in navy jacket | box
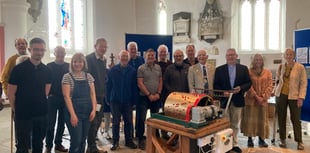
[106,50,138,151]
[213,48,251,153]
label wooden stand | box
[146,118,230,153]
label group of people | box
[1,38,111,153]
[0,37,307,153]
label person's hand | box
[148,94,156,102]
[297,98,304,108]
[152,93,160,102]
[89,110,96,121]
[223,91,231,97]
[70,113,79,127]
[232,86,241,94]
[255,95,264,105]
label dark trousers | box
[276,94,302,142]
[15,115,47,153]
[87,102,104,151]
[110,102,133,143]
[45,96,66,148]
[136,96,160,140]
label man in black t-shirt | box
[45,46,69,153]
[8,38,52,153]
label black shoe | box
[45,146,52,153]
[247,139,254,147]
[162,134,170,140]
[125,141,137,149]
[55,144,68,152]
[110,143,119,151]
[138,140,145,150]
[258,139,268,147]
[232,146,242,153]
[279,139,287,148]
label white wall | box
[166,0,232,66]
[92,0,158,64]
[1,0,310,70]
[286,0,310,48]
[165,0,310,73]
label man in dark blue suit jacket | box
[213,48,251,153]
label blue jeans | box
[15,115,47,153]
[135,96,160,140]
[65,111,90,153]
[45,95,66,148]
[110,102,133,143]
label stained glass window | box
[48,0,86,55]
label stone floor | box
[0,105,309,153]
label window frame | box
[232,0,285,54]
[48,0,88,57]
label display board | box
[125,33,173,60]
[294,28,310,121]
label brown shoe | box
[55,145,68,152]
[297,142,304,150]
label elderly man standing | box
[164,49,190,95]
[45,46,69,153]
[188,49,215,93]
[155,44,172,75]
[136,49,162,150]
[106,50,138,151]
[8,38,51,153]
[213,48,251,153]
[1,38,27,97]
[127,41,144,138]
[183,44,198,66]
[86,38,108,153]
[127,41,145,70]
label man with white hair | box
[1,38,28,97]
[188,49,215,93]
[106,50,138,151]
[155,44,172,75]
[127,41,145,70]
[155,44,172,139]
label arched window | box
[233,0,284,53]
[158,0,167,35]
[48,0,87,55]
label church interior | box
[1,0,310,153]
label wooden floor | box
[0,106,309,153]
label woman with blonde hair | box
[241,54,273,147]
[62,53,97,153]
[274,48,307,150]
